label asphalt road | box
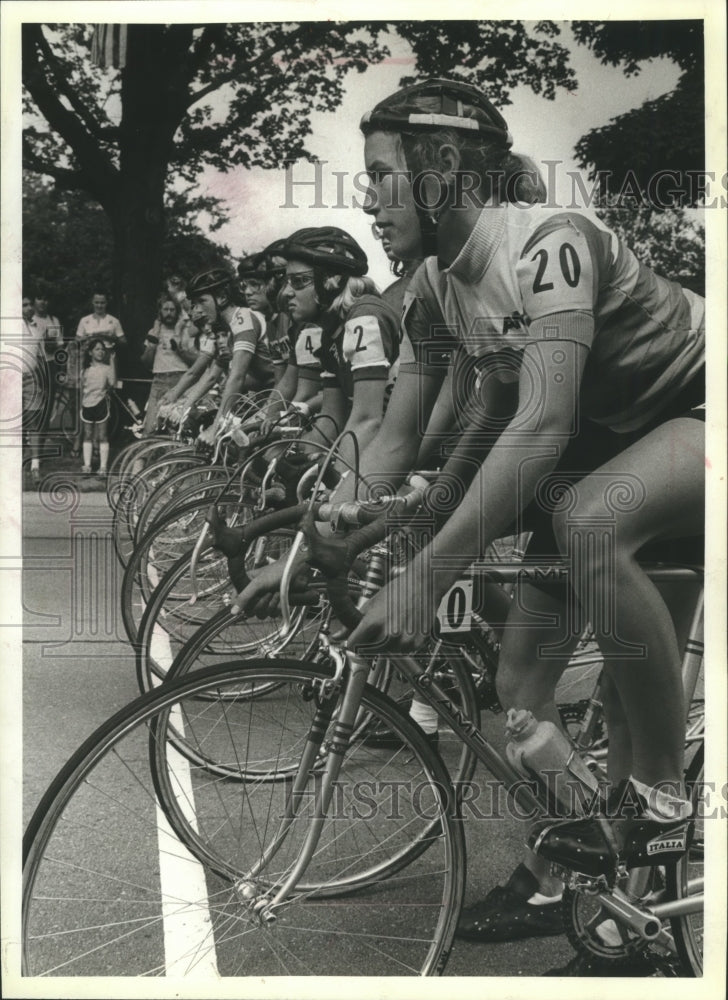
[21,483,585,983]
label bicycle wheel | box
[121,493,249,644]
[108,436,174,506]
[132,464,237,544]
[23,662,464,977]
[134,519,305,693]
[113,450,206,566]
[668,742,704,976]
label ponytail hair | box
[326,274,381,318]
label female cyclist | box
[274,226,400,477]
[237,79,705,953]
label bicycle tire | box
[59,396,78,447]
[120,492,249,644]
[132,464,237,544]
[133,520,303,694]
[113,450,205,566]
[667,741,705,976]
[150,659,466,903]
[23,661,464,977]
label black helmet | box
[237,253,267,280]
[360,78,512,148]
[188,267,234,298]
[281,227,368,276]
[261,239,288,277]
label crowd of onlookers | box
[21,234,408,487]
[20,276,201,484]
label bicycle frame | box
[248,556,704,942]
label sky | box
[197,23,681,290]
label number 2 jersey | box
[401,205,705,432]
[293,294,400,404]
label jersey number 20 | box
[531,243,581,292]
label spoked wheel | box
[132,463,237,546]
[121,493,249,644]
[134,520,311,694]
[107,436,178,511]
[668,742,704,975]
[23,662,465,977]
[113,450,205,567]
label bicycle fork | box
[234,649,371,923]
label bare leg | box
[553,418,704,790]
[497,582,581,894]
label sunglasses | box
[284,271,316,291]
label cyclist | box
[237,248,292,385]
[273,226,400,478]
[237,79,704,950]
[159,267,274,442]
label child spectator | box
[81,338,114,475]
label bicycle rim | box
[23,662,464,977]
[668,742,704,975]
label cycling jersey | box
[266,311,294,367]
[401,205,705,432]
[295,295,399,403]
[200,307,274,390]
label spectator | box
[33,293,64,415]
[76,293,127,384]
[140,295,198,435]
[80,338,114,476]
[166,275,191,316]
[21,295,48,485]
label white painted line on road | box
[155,704,219,977]
[150,621,174,685]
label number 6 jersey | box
[401,205,704,432]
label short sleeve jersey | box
[266,311,294,368]
[82,363,113,407]
[402,205,704,432]
[203,306,274,390]
[308,295,400,403]
[76,312,125,346]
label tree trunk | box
[113,25,179,373]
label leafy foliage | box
[595,195,705,295]
[22,173,233,330]
[572,21,704,206]
[23,21,576,188]
[22,20,579,348]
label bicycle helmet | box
[237,253,267,280]
[360,78,512,148]
[280,227,368,276]
[261,238,289,277]
[188,266,235,298]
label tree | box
[594,195,705,295]
[22,21,577,357]
[572,21,704,207]
[22,172,233,336]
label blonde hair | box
[326,274,380,317]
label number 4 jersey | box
[294,294,400,403]
[401,205,704,432]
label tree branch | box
[22,139,94,192]
[185,23,329,109]
[22,25,119,200]
[35,26,119,142]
